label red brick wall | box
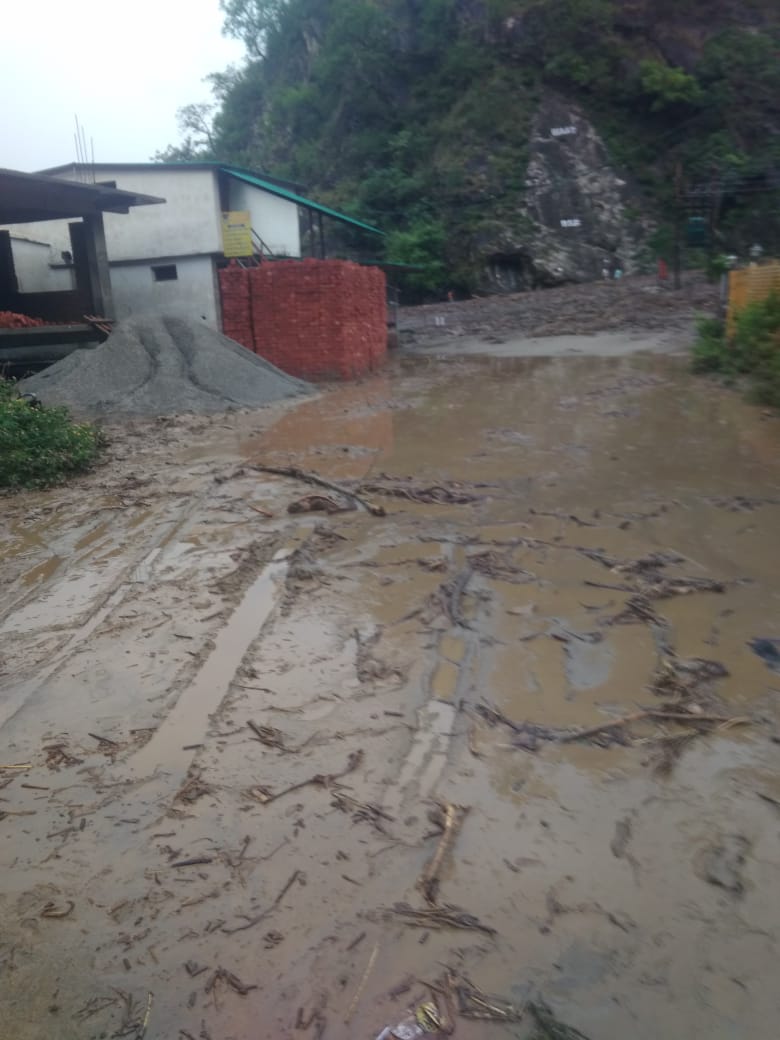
[218,259,387,381]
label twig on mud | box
[40,900,75,918]
[247,720,290,751]
[0,762,32,770]
[245,749,364,805]
[170,857,213,869]
[138,992,153,1040]
[560,709,751,744]
[388,902,496,936]
[417,802,470,905]
[205,967,257,1007]
[330,790,395,834]
[357,479,480,505]
[250,464,385,516]
[450,972,525,1022]
[88,732,119,748]
[221,869,304,935]
[345,940,379,1022]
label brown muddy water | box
[1,351,779,1040]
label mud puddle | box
[1,351,779,1040]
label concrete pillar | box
[82,212,114,318]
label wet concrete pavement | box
[1,348,780,1040]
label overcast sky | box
[2,0,244,172]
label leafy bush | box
[692,317,730,373]
[0,380,104,490]
[692,294,780,407]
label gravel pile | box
[21,315,312,417]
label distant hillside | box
[165,0,780,294]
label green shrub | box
[692,294,780,408]
[0,380,104,490]
[733,292,780,407]
[692,317,730,373]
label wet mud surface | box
[1,347,779,1040]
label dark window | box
[152,264,178,282]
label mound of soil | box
[21,314,312,417]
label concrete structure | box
[0,168,163,366]
[3,163,383,329]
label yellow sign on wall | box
[221,211,253,257]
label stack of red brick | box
[0,311,46,329]
[219,263,253,348]
[218,259,387,381]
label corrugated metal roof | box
[222,167,384,237]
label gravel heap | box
[21,314,312,417]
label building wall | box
[227,179,301,257]
[50,167,223,260]
[10,236,72,292]
[111,256,220,326]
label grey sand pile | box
[21,314,311,417]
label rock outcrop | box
[480,92,650,291]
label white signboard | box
[560,219,582,228]
[551,126,577,137]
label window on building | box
[152,264,178,282]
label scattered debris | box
[250,464,385,516]
[40,900,75,919]
[43,744,83,769]
[288,494,352,515]
[374,999,443,1039]
[205,967,257,1006]
[331,790,395,834]
[345,940,379,1022]
[529,998,593,1039]
[388,902,496,936]
[245,749,364,805]
[451,973,524,1023]
[175,771,212,804]
[417,802,470,905]
[221,870,304,934]
[358,477,481,505]
[468,550,534,583]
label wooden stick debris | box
[248,749,363,805]
[388,902,496,936]
[417,803,470,905]
[345,940,379,1022]
[138,991,153,1040]
[560,709,751,743]
[250,463,386,516]
[221,869,303,935]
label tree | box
[152,102,216,162]
[220,0,288,57]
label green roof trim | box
[222,167,384,237]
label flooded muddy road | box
[1,347,780,1040]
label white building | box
[2,162,382,328]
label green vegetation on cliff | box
[163,0,780,293]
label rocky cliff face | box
[480,92,649,290]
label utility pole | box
[673,160,683,290]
